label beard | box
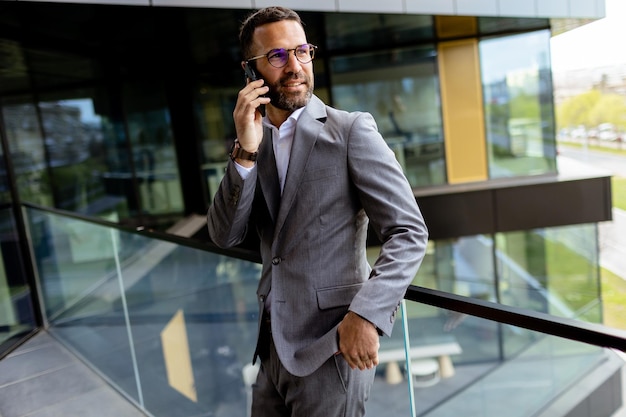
[267,72,314,112]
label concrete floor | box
[0,332,146,417]
[1,331,625,417]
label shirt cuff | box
[234,160,256,179]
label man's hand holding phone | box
[232,77,270,166]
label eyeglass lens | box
[268,44,315,68]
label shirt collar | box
[263,106,306,130]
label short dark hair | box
[239,7,304,60]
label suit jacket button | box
[272,257,281,265]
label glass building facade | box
[0,2,617,417]
[0,5,562,223]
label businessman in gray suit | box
[207,6,428,417]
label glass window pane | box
[0,37,30,94]
[0,105,12,204]
[496,224,602,322]
[478,17,551,35]
[411,237,498,303]
[416,224,602,326]
[325,13,434,50]
[1,5,188,228]
[35,90,134,221]
[480,30,557,178]
[195,85,236,201]
[0,208,36,348]
[330,46,446,187]
[124,82,183,216]
[1,97,52,206]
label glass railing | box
[404,287,626,417]
[25,206,261,416]
[23,207,626,417]
[387,298,621,417]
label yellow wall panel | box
[438,39,488,184]
[161,309,197,402]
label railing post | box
[111,229,145,408]
[401,300,416,417]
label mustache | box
[279,72,308,84]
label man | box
[207,6,428,416]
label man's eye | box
[268,50,287,60]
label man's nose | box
[283,51,303,74]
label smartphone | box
[243,62,266,115]
[243,62,259,81]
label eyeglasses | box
[246,43,318,68]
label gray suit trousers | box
[252,329,376,417]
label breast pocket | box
[316,283,363,311]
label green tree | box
[556,89,601,130]
[588,93,626,130]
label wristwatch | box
[229,140,258,162]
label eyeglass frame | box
[245,43,318,69]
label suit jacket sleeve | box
[207,160,257,248]
[346,112,428,337]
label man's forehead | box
[252,21,307,49]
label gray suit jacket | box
[208,95,428,377]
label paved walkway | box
[0,332,146,417]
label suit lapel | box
[274,96,327,242]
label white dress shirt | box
[234,107,304,195]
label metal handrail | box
[405,285,626,352]
[21,202,262,263]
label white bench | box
[378,340,462,383]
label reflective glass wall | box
[367,222,601,366]
[0,93,38,351]
[330,45,446,187]
[480,29,557,178]
[0,5,210,232]
[407,223,602,360]
[0,3,557,232]
[1,83,183,225]
[0,208,36,351]
[326,13,446,188]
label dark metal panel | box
[417,189,495,240]
[415,176,613,240]
[494,177,613,232]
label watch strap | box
[230,140,258,162]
